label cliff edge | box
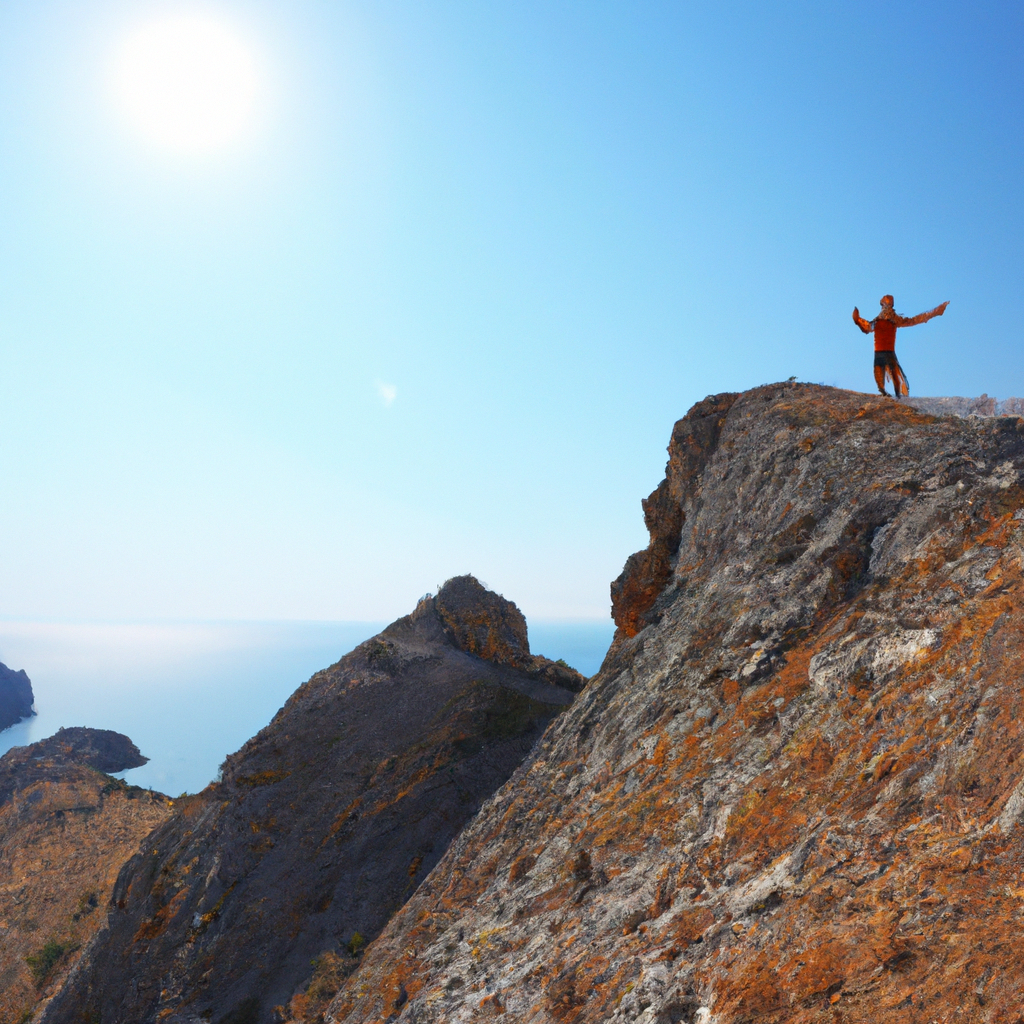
[329,383,1024,1024]
[0,660,35,732]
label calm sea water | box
[0,619,614,796]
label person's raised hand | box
[937,301,949,314]
[852,307,861,321]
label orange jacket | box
[853,302,948,352]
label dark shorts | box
[874,350,900,369]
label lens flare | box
[111,15,259,154]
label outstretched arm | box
[852,307,873,334]
[895,301,949,327]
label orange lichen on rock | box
[325,384,1024,1024]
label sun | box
[111,15,259,155]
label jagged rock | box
[610,393,735,640]
[42,576,583,1024]
[436,575,586,692]
[0,660,35,732]
[435,574,532,667]
[327,383,1024,1024]
[0,732,169,1023]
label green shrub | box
[25,938,77,988]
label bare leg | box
[892,362,909,397]
[873,364,889,396]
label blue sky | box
[0,1,1021,623]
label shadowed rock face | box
[327,384,1024,1024]
[0,660,35,732]
[43,577,584,1024]
[610,393,737,641]
[0,732,169,1023]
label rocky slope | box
[0,660,35,732]
[327,383,1024,1024]
[0,729,170,1024]
[43,577,584,1024]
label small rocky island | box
[1,725,149,773]
[0,660,35,731]
[0,726,150,808]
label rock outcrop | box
[0,660,35,732]
[327,384,1024,1024]
[1,727,148,783]
[0,730,170,1023]
[43,577,584,1024]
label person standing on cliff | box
[852,295,949,397]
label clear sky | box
[0,1,1021,623]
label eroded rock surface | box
[0,731,170,1023]
[908,394,1024,418]
[0,660,35,732]
[328,384,1024,1024]
[43,577,583,1024]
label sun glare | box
[111,15,259,155]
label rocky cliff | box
[0,729,170,1024]
[326,384,1024,1024]
[0,660,35,732]
[43,577,584,1024]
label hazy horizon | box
[0,614,615,794]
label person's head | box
[880,294,894,308]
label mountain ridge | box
[41,577,584,1024]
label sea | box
[0,619,614,797]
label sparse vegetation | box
[72,890,99,921]
[26,938,77,988]
[193,883,237,934]
[99,774,150,800]
[290,946,364,1022]
[235,769,290,787]
[306,951,352,999]
[367,638,400,674]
